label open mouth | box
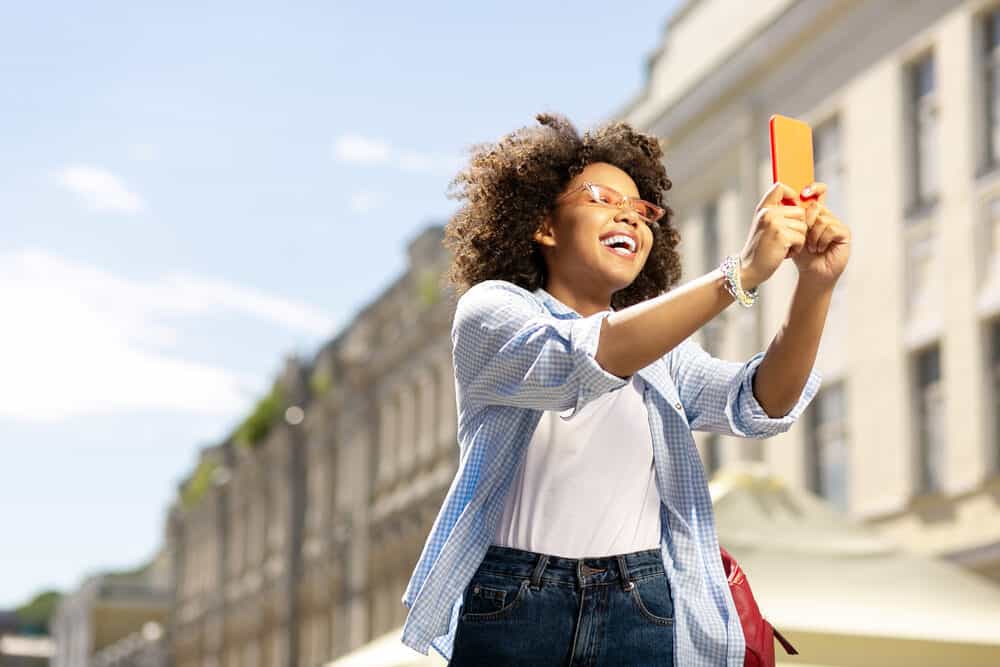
[599,234,637,258]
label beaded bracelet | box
[720,254,758,308]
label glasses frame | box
[556,181,665,229]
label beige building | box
[615,0,1000,584]
[50,551,171,667]
[168,227,457,667]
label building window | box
[397,387,415,474]
[992,319,1000,472]
[437,358,457,449]
[306,447,326,533]
[702,199,720,272]
[983,8,1000,171]
[377,396,398,489]
[914,345,945,493]
[904,223,936,314]
[805,382,849,511]
[701,199,724,353]
[813,116,843,218]
[909,53,939,211]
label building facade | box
[168,226,457,667]
[615,0,1000,582]
[50,552,171,667]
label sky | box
[0,0,682,609]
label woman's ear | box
[534,216,556,248]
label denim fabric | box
[448,544,675,667]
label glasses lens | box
[590,184,622,205]
[633,201,664,222]
[589,184,663,224]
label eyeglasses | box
[556,181,665,228]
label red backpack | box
[719,546,799,667]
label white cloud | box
[0,250,339,423]
[333,135,391,164]
[57,165,145,214]
[333,134,463,173]
[349,190,384,214]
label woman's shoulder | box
[459,279,543,312]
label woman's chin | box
[603,261,643,289]
[600,271,639,296]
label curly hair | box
[443,111,682,311]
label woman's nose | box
[614,208,640,226]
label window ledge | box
[902,312,942,350]
[903,196,939,223]
[976,270,1000,318]
[975,160,1000,183]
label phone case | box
[769,114,815,205]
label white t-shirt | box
[492,374,662,558]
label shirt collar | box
[532,286,616,318]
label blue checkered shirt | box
[400,279,822,665]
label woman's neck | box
[541,281,613,317]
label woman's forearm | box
[752,278,832,417]
[595,265,755,378]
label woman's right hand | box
[737,181,809,290]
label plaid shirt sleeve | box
[451,280,628,419]
[668,335,822,439]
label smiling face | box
[533,162,656,314]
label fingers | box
[774,205,806,219]
[758,181,800,208]
[758,204,806,259]
[758,205,805,224]
[805,214,848,252]
[801,181,828,206]
[815,218,850,253]
[804,201,821,229]
[786,220,808,257]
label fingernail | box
[802,187,812,196]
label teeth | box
[600,234,636,253]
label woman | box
[400,112,850,666]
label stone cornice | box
[620,0,839,137]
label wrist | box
[796,274,837,295]
[739,259,760,292]
[719,254,759,308]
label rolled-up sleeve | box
[668,336,822,439]
[452,281,628,418]
[730,350,823,438]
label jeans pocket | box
[461,572,530,622]
[628,573,674,625]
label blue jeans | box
[449,543,675,666]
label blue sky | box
[0,0,681,609]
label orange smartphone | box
[769,114,816,206]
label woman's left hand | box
[788,182,851,286]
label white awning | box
[710,463,1000,646]
[325,628,445,667]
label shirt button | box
[674,402,682,410]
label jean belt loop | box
[616,554,634,592]
[530,554,549,590]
